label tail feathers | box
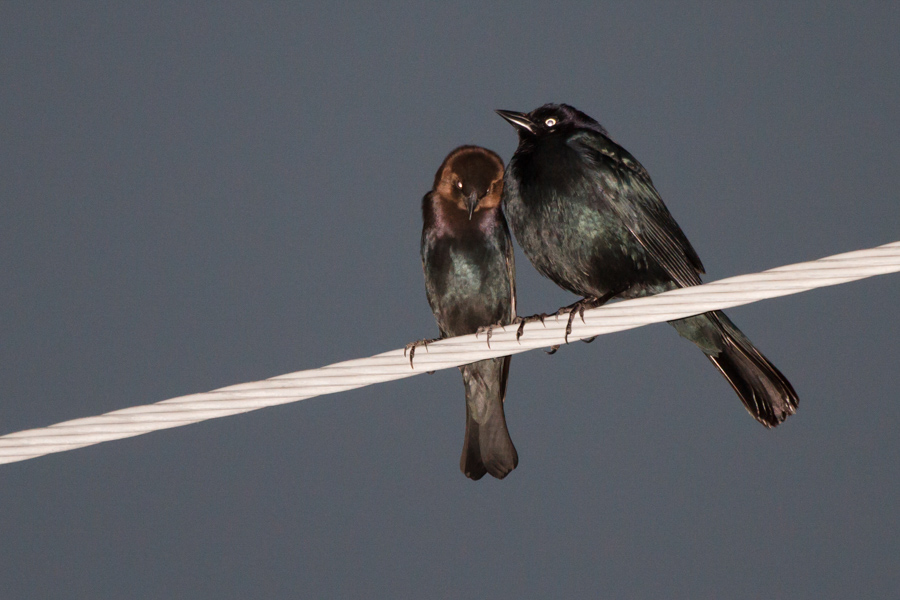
[672,311,798,428]
[460,417,488,480]
[460,405,518,480]
[459,359,518,480]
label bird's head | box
[433,146,504,220]
[496,104,609,140]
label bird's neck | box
[429,197,501,237]
[513,141,585,196]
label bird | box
[413,145,519,479]
[496,104,797,427]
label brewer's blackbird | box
[497,104,797,427]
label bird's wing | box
[571,130,705,288]
[502,217,517,323]
[420,192,450,338]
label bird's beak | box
[495,109,535,134]
[466,191,479,220]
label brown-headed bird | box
[416,145,518,479]
[496,104,797,427]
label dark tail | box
[670,311,798,428]
[459,356,518,480]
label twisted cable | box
[1,241,898,465]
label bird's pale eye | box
[545,118,557,127]
[456,181,463,189]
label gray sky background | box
[2,3,898,598]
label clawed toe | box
[563,299,591,343]
[564,309,580,343]
[404,338,440,368]
[511,313,551,342]
[559,292,618,343]
[476,323,505,348]
[516,319,527,340]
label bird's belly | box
[511,199,661,299]
[426,245,512,337]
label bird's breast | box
[423,234,512,337]
[505,147,657,298]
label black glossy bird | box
[416,145,518,479]
[496,104,797,427]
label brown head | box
[432,146,504,219]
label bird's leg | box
[404,337,441,368]
[558,290,619,343]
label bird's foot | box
[475,322,505,348]
[556,292,617,343]
[404,337,441,368]
[545,344,561,355]
[506,312,553,342]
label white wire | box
[1,240,898,465]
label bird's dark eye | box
[545,118,557,127]
[456,181,463,189]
